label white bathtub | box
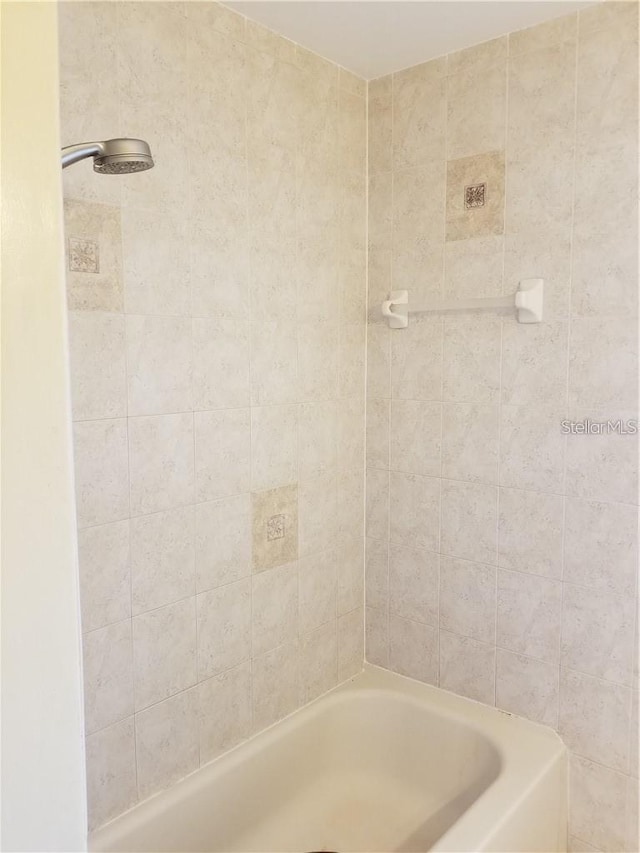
[91,665,567,853]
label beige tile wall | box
[59,1,366,830]
[366,4,639,852]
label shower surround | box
[60,0,366,832]
[366,5,638,852]
[60,2,638,850]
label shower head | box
[61,138,154,173]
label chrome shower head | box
[61,138,154,173]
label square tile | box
[129,413,194,516]
[197,579,251,680]
[64,199,123,311]
[251,484,298,572]
[133,597,197,710]
[446,151,505,241]
[83,620,133,734]
[78,521,131,633]
[86,719,137,832]
[497,569,562,664]
[195,409,250,503]
[68,312,126,421]
[252,561,298,656]
[440,556,496,643]
[198,662,252,764]
[195,495,251,592]
[74,419,129,528]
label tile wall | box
[59,1,366,830]
[365,4,639,851]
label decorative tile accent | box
[69,237,100,273]
[446,151,505,241]
[63,199,123,311]
[251,485,298,572]
[266,514,285,541]
[464,183,486,209]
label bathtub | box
[90,665,567,853]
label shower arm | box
[61,141,106,169]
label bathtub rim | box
[90,663,567,853]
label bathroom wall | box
[59,1,366,830]
[365,4,638,851]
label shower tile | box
[390,316,443,402]
[337,536,364,616]
[244,19,296,62]
[393,162,446,243]
[196,579,251,680]
[559,669,631,771]
[368,75,392,175]
[440,480,497,565]
[78,520,131,633]
[252,561,298,656]
[389,616,438,685]
[297,231,341,324]
[365,468,389,541]
[338,607,365,680]
[297,323,339,402]
[365,606,389,668]
[248,145,296,240]
[129,413,194,516]
[337,397,365,470]
[389,543,438,626]
[366,324,391,398]
[339,89,367,175]
[365,537,389,612]
[499,405,565,493]
[439,631,496,705]
[367,236,392,325]
[198,662,252,765]
[569,318,638,410]
[133,597,197,711]
[251,404,298,492]
[564,408,639,505]
[73,419,129,528]
[563,498,638,597]
[391,232,444,306]
[444,235,504,302]
[192,319,250,412]
[83,619,134,734]
[507,39,576,159]
[189,215,249,320]
[392,58,446,170]
[126,315,193,417]
[440,556,496,643]
[130,507,195,616]
[447,62,506,161]
[195,495,251,593]
[448,36,507,76]
[340,67,366,98]
[569,755,627,853]
[365,399,390,470]
[247,52,299,152]
[250,321,298,406]
[445,151,505,242]
[251,484,298,571]
[135,688,199,801]
[299,402,338,482]
[442,318,501,403]
[249,235,297,323]
[194,409,250,503]
[390,472,440,552]
[252,643,300,732]
[561,584,635,685]
[298,475,338,557]
[300,620,338,703]
[390,400,442,477]
[121,209,190,316]
[508,13,576,56]
[498,488,563,579]
[497,569,562,664]
[298,549,337,635]
[441,403,499,485]
[63,199,123,312]
[68,312,127,421]
[505,145,575,237]
[337,467,365,549]
[496,649,559,727]
[85,718,137,832]
[501,321,569,407]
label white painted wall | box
[0,2,87,849]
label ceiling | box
[225,0,593,78]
